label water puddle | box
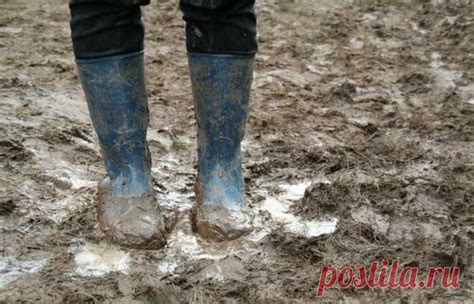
[156,179,340,276]
[0,257,48,289]
[72,243,131,277]
[255,180,338,238]
[0,27,23,34]
[430,52,462,89]
[157,216,230,274]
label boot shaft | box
[76,51,152,196]
[187,53,254,166]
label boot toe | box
[98,191,167,249]
[191,202,253,242]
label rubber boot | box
[188,53,254,241]
[76,51,166,249]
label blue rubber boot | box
[188,53,254,241]
[76,51,166,248]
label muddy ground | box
[1,0,473,302]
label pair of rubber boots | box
[77,51,253,248]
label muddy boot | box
[76,51,166,249]
[188,53,254,241]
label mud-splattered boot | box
[188,53,254,241]
[76,51,166,249]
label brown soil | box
[1,0,473,302]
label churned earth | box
[0,0,473,302]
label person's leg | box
[70,0,147,59]
[180,0,257,241]
[70,0,166,248]
[180,0,257,55]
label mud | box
[192,177,255,242]
[190,199,254,242]
[0,0,473,302]
[97,183,167,249]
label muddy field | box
[1,0,473,302]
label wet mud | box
[1,0,473,302]
[97,184,167,250]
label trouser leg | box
[69,0,152,196]
[180,0,258,54]
[69,0,147,59]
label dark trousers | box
[69,0,257,59]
